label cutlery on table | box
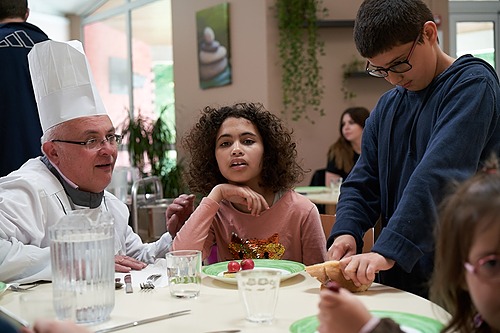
[203,330,241,333]
[140,273,162,290]
[124,274,133,293]
[93,309,190,333]
[8,283,40,292]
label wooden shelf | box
[315,20,355,28]
[344,71,370,78]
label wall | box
[171,0,273,146]
[171,0,387,186]
[27,11,70,41]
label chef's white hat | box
[28,40,107,133]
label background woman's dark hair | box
[354,0,434,58]
[430,155,500,333]
[327,107,370,174]
[182,102,305,195]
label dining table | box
[295,186,339,215]
[0,260,450,333]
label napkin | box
[115,259,168,288]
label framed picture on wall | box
[196,3,231,89]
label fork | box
[140,273,162,290]
[8,283,40,292]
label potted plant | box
[120,105,187,199]
[275,0,328,123]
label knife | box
[94,309,191,333]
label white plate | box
[202,259,305,285]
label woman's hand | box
[208,184,269,216]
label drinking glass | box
[166,250,202,298]
[237,269,281,323]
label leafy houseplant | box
[275,0,327,122]
[120,105,187,198]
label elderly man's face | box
[44,115,118,193]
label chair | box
[309,168,326,186]
[320,214,374,253]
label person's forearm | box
[0,239,51,283]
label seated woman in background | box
[167,102,327,266]
[325,107,370,186]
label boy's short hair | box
[0,0,28,21]
[354,0,434,58]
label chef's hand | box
[166,194,196,237]
[114,255,147,273]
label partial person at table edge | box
[0,40,174,284]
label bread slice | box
[305,260,371,293]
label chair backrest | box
[309,168,326,186]
[320,214,374,253]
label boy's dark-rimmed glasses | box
[365,33,421,78]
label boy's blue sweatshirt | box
[328,55,500,297]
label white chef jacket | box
[0,157,173,284]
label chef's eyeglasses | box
[365,33,421,78]
[51,134,122,150]
[464,254,500,282]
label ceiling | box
[29,0,95,15]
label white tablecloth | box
[0,262,450,333]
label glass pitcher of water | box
[49,209,115,324]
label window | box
[449,1,499,72]
[81,0,175,169]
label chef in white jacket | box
[0,40,173,284]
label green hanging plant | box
[341,56,366,100]
[275,0,327,123]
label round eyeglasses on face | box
[51,134,122,150]
[464,254,500,282]
[365,33,421,78]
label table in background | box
[0,266,450,333]
[295,186,338,215]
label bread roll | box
[305,260,371,293]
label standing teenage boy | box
[327,0,500,298]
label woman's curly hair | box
[182,102,305,195]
